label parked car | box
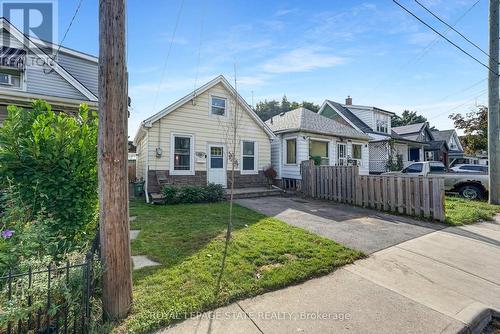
[450,164,488,174]
[382,161,489,200]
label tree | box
[392,110,428,127]
[450,105,487,155]
[254,96,320,120]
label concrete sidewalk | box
[158,220,500,334]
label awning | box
[0,47,26,69]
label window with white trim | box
[173,136,192,171]
[0,69,21,89]
[309,140,329,165]
[210,96,227,116]
[352,144,362,160]
[375,113,388,133]
[242,141,256,172]
[286,138,297,164]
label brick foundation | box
[147,170,268,193]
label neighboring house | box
[134,75,275,201]
[318,97,425,174]
[265,107,370,182]
[392,122,450,166]
[0,17,98,122]
[431,129,478,167]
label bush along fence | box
[300,161,445,221]
[0,236,102,334]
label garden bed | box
[118,201,363,333]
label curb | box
[457,303,499,334]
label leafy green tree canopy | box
[255,95,320,121]
[391,110,428,127]
[450,105,487,155]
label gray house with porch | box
[0,17,98,122]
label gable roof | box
[139,75,275,139]
[325,100,374,133]
[431,129,455,142]
[0,17,98,102]
[265,107,369,140]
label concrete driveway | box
[236,197,444,254]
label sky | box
[53,0,488,137]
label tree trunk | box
[98,0,132,320]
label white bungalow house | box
[265,107,370,185]
[318,97,425,174]
[134,75,275,201]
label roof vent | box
[345,96,352,105]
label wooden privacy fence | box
[300,161,445,221]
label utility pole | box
[98,0,132,319]
[489,0,500,204]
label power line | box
[426,88,487,121]
[393,0,497,75]
[54,0,84,59]
[152,0,186,111]
[373,0,481,91]
[414,0,489,59]
[193,0,207,96]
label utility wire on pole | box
[414,0,489,59]
[98,0,132,319]
[488,0,500,204]
[393,0,498,75]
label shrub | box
[310,156,322,166]
[0,100,98,253]
[162,184,225,205]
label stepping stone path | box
[131,255,160,270]
[129,220,160,270]
[130,230,140,240]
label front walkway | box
[158,198,500,334]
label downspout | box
[145,130,150,203]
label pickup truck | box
[382,161,489,200]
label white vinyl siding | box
[270,136,282,178]
[146,83,271,172]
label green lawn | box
[118,201,363,333]
[445,196,500,225]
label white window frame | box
[284,137,298,166]
[240,140,258,174]
[170,133,195,176]
[309,137,330,166]
[209,94,228,117]
[0,67,25,91]
[337,143,347,165]
[351,143,363,161]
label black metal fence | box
[0,235,101,334]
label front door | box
[208,145,226,187]
[337,143,347,165]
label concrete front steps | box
[225,187,283,200]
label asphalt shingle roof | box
[326,100,374,133]
[265,107,369,140]
[431,129,455,142]
[392,123,426,135]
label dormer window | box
[374,113,388,133]
[376,119,388,133]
